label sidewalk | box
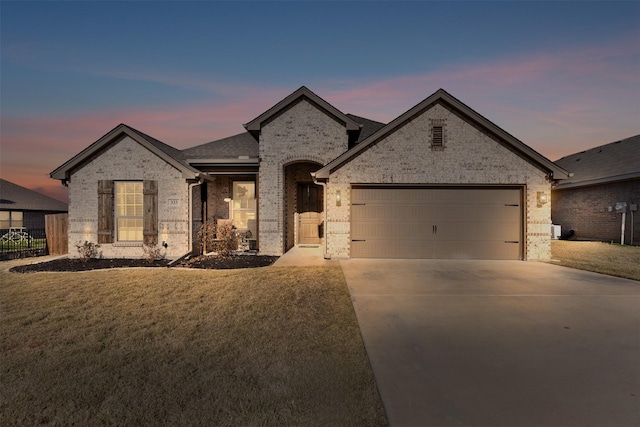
[272,245,338,267]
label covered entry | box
[284,162,324,252]
[350,186,523,259]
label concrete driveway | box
[341,259,640,427]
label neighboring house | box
[51,87,569,260]
[0,179,68,230]
[552,135,640,244]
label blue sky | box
[1,1,639,202]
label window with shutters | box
[115,181,143,241]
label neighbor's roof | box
[314,89,571,180]
[0,179,68,212]
[51,124,201,181]
[554,134,640,189]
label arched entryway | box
[283,161,324,252]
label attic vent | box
[0,199,15,204]
[431,126,445,151]
[432,126,443,146]
[429,118,447,151]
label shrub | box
[75,241,101,261]
[197,220,238,256]
[142,244,165,263]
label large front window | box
[232,181,256,236]
[115,181,143,241]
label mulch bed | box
[9,255,279,273]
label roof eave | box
[50,124,200,182]
[553,172,640,190]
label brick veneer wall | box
[325,103,553,260]
[552,179,640,244]
[68,136,190,258]
[258,99,349,255]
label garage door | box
[351,187,522,259]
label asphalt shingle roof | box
[0,179,68,212]
[554,134,640,188]
[346,114,387,144]
[182,133,259,159]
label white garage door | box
[351,187,523,259]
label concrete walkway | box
[271,245,339,267]
[341,259,640,427]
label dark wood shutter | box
[97,180,114,243]
[143,180,158,245]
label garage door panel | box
[351,187,523,260]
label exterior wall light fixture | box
[336,190,341,207]
[537,191,548,206]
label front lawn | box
[0,266,387,426]
[551,240,640,281]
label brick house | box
[51,87,569,260]
[552,135,640,245]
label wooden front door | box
[297,183,322,244]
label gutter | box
[311,172,330,259]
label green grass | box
[0,238,46,251]
[0,264,387,426]
[551,240,640,281]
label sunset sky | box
[1,1,639,203]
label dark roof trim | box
[314,89,570,180]
[554,172,640,190]
[243,86,361,135]
[50,124,201,182]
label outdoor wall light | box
[223,198,231,203]
[537,191,548,206]
[336,190,341,207]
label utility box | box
[615,202,627,213]
[551,224,561,240]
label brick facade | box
[325,103,553,260]
[68,136,191,259]
[552,180,640,244]
[257,99,348,255]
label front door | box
[297,183,322,244]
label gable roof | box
[314,89,570,180]
[0,179,68,212]
[244,86,361,137]
[553,134,640,189]
[50,123,201,182]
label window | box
[0,211,23,229]
[98,180,157,245]
[115,181,143,241]
[232,181,256,236]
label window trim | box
[115,181,144,242]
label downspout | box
[169,175,205,266]
[188,175,209,254]
[311,172,329,259]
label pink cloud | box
[2,35,637,199]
